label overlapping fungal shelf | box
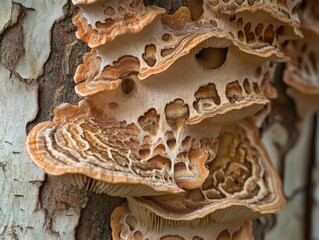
[111,205,254,240]
[283,0,319,118]
[26,0,303,239]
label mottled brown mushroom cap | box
[73,0,166,48]
[111,204,254,240]
[73,2,300,93]
[126,119,285,224]
[206,0,302,39]
[26,103,185,197]
[80,44,274,127]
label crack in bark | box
[26,0,85,133]
[0,2,27,82]
[75,194,125,240]
[22,0,87,236]
[37,175,89,236]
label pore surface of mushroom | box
[27,102,185,196]
[127,119,284,224]
[111,204,254,240]
[25,0,303,238]
[82,45,275,125]
[74,1,299,87]
[73,0,166,48]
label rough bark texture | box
[0,0,317,239]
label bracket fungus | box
[283,0,319,118]
[126,120,284,224]
[73,0,166,48]
[111,204,254,240]
[26,0,304,239]
[73,0,300,90]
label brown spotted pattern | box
[73,0,166,48]
[73,0,300,93]
[111,205,254,240]
[129,121,284,223]
[25,0,299,238]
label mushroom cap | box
[205,0,301,35]
[125,119,285,224]
[26,103,185,197]
[73,0,166,48]
[81,45,273,126]
[26,91,274,198]
[111,204,254,240]
[73,3,297,88]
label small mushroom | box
[111,204,254,240]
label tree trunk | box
[0,1,317,239]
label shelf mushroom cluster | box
[283,0,319,118]
[26,0,302,239]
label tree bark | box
[0,1,317,239]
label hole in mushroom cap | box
[142,44,157,67]
[243,79,253,94]
[255,23,263,36]
[138,108,160,135]
[133,231,143,240]
[165,99,190,129]
[104,6,115,16]
[225,81,243,103]
[121,79,135,95]
[192,237,204,240]
[217,230,231,239]
[109,102,119,109]
[235,0,245,5]
[165,99,190,121]
[264,25,274,45]
[125,215,138,231]
[160,235,185,240]
[195,48,228,70]
[185,0,204,21]
[193,83,221,113]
